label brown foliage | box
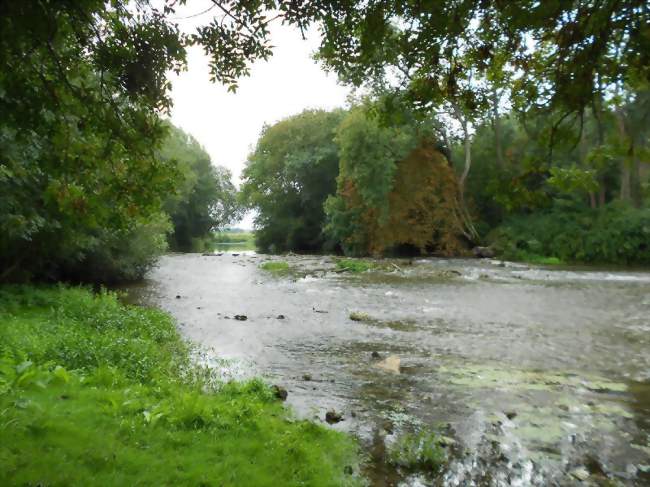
[341,140,466,256]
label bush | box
[492,203,650,265]
[59,213,172,283]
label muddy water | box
[123,253,650,486]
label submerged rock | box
[569,467,589,481]
[375,355,401,374]
[326,410,344,424]
[350,311,371,322]
[271,385,288,401]
[302,373,312,381]
[437,270,462,278]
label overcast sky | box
[168,6,350,188]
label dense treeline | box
[160,124,240,253]
[2,0,649,284]
[1,112,240,283]
[241,108,468,256]
[0,3,240,283]
[242,98,650,263]
[462,93,650,264]
[240,110,344,253]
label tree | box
[325,108,464,256]
[314,1,648,118]
[0,1,189,281]
[160,125,241,252]
[240,109,344,252]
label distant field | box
[212,231,256,251]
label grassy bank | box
[211,231,256,251]
[0,286,359,486]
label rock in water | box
[234,314,248,321]
[374,355,400,374]
[472,246,495,258]
[325,410,343,424]
[271,385,287,401]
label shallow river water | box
[123,252,650,486]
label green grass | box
[212,231,255,244]
[508,251,564,266]
[259,261,290,273]
[336,259,376,273]
[0,286,360,486]
[211,231,256,251]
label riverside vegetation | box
[0,286,360,486]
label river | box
[122,252,650,486]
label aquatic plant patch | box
[259,260,291,273]
[336,259,377,273]
[348,312,420,332]
[388,429,447,474]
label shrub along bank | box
[0,286,360,486]
[491,203,650,266]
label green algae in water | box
[348,311,421,332]
[442,364,634,449]
[439,364,628,393]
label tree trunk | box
[631,156,642,207]
[615,106,632,203]
[459,120,471,194]
[599,184,606,207]
[492,86,504,168]
[589,192,597,209]
[578,111,595,208]
[456,116,479,242]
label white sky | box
[167,3,350,185]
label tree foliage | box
[0,1,184,281]
[0,1,247,281]
[241,110,344,252]
[325,109,463,256]
[160,125,241,252]
[314,1,649,118]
